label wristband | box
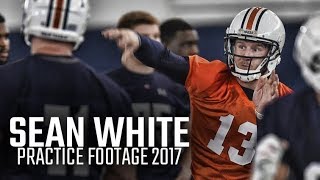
[255,109,264,120]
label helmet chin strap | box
[230,54,277,82]
[232,63,261,82]
[232,54,265,81]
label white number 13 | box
[207,114,257,165]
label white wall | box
[1,0,319,30]
[0,0,173,30]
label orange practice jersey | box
[185,55,292,180]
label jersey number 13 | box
[207,114,257,165]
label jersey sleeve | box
[134,35,189,84]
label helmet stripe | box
[254,9,268,31]
[241,7,252,29]
[62,0,71,29]
[53,0,65,28]
[246,7,262,30]
[46,0,55,27]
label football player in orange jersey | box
[102,7,292,180]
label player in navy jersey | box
[252,14,320,180]
[160,18,199,57]
[104,11,190,180]
[0,0,131,179]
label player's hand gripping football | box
[102,28,140,65]
[253,71,279,117]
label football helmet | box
[294,13,320,92]
[225,7,285,82]
[22,0,90,50]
